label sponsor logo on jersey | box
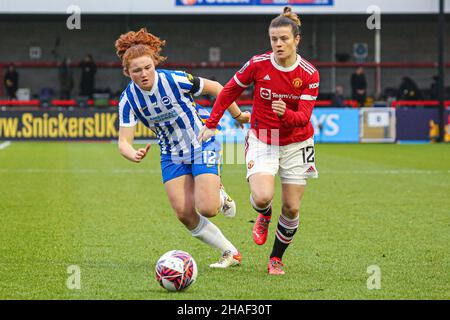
[260,87,272,100]
[293,78,303,89]
[263,74,271,81]
[272,92,302,100]
[149,110,178,122]
[261,87,303,101]
[309,82,320,89]
[238,61,250,74]
[161,96,173,106]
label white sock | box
[191,215,238,254]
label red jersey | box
[206,52,320,146]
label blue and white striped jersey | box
[118,69,220,162]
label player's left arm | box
[274,71,320,127]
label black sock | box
[250,195,272,218]
[255,205,272,218]
[270,214,299,260]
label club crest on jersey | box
[238,61,250,74]
[293,78,303,89]
[260,87,271,100]
[161,96,172,106]
[247,160,255,170]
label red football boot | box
[268,257,285,275]
[252,214,271,245]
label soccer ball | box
[155,250,198,292]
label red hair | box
[114,28,167,70]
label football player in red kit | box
[198,7,319,275]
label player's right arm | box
[118,95,150,163]
[205,58,255,130]
[118,126,150,163]
[200,78,250,124]
[198,58,255,142]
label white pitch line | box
[0,168,448,175]
[0,141,11,150]
[0,168,161,174]
[320,169,450,175]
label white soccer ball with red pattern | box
[155,250,198,292]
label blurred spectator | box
[430,75,439,100]
[351,66,367,107]
[445,125,450,143]
[383,87,398,100]
[331,85,346,107]
[39,87,55,101]
[429,120,439,143]
[397,77,423,100]
[79,54,97,98]
[59,57,74,99]
[4,64,19,100]
[39,87,55,108]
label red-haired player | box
[116,28,250,268]
[199,7,320,275]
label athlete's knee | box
[281,203,299,219]
[195,189,221,217]
[196,201,220,218]
[251,191,273,209]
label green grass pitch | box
[0,142,449,299]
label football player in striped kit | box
[115,28,250,268]
[199,7,320,275]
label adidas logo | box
[306,166,316,174]
[263,74,271,81]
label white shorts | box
[245,131,319,185]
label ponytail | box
[269,6,302,37]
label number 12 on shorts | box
[202,150,217,166]
[300,146,315,164]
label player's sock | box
[270,214,299,260]
[191,215,238,254]
[250,194,272,218]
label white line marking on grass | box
[320,169,450,175]
[0,141,11,150]
[0,168,161,174]
[0,168,448,175]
